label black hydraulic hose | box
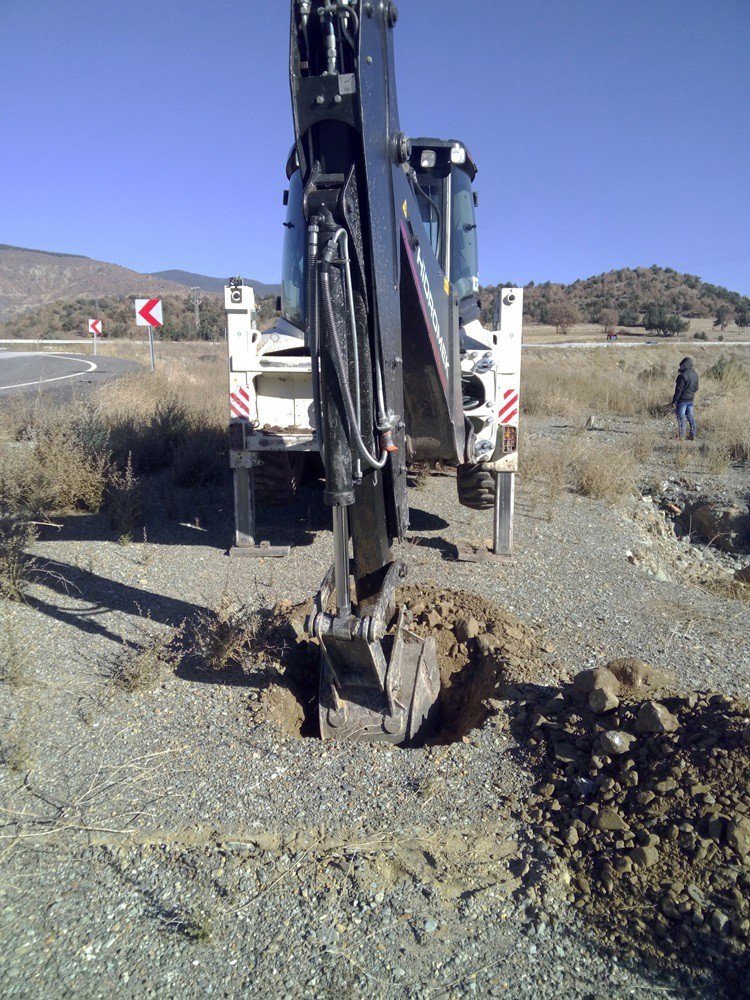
[319,245,388,470]
[307,223,324,440]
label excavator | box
[226,0,522,745]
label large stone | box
[454,616,481,643]
[573,666,620,697]
[727,817,750,857]
[593,807,630,832]
[635,701,679,734]
[600,730,636,755]
[629,845,659,868]
[589,688,619,714]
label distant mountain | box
[0,244,188,321]
[153,269,281,298]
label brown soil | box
[247,586,549,745]
[504,673,750,985]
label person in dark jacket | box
[672,356,699,440]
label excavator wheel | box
[456,462,495,511]
[254,452,306,504]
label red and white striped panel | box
[230,384,250,420]
[498,387,519,425]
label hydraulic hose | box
[306,223,324,440]
[319,242,388,470]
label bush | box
[693,331,708,341]
[0,522,36,602]
[572,444,637,503]
[704,354,749,387]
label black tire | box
[255,452,306,504]
[456,462,495,510]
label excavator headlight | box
[450,143,466,165]
[420,149,436,169]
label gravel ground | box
[1,415,748,998]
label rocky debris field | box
[1,417,749,998]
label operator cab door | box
[411,141,480,330]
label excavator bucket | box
[318,609,440,744]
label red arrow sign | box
[135,297,163,328]
[88,318,102,337]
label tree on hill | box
[598,308,618,334]
[714,304,733,330]
[618,307,640,327]
[643,303,689,338]
[736,305,750,332]
[547,299,581,335]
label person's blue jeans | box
[675,401,697,439]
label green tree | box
[736,305,750,331]
[617,307,639,327]
[714,303,732,330]
[643,303,688,337]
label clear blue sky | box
[1,0,748,293]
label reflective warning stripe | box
[230,385,250,420]
[498,388,519,424]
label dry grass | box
[572,443,638,502]
[109,624,183,693]
[519,436,571,509]
[521,434,639,508]
[0,612,31,687]
[0,352,229,529]
[0,522,36,602]
[628,427,658,462]
[521,352,671,419]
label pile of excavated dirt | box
[499,661,750,985]
[398,584,549,742]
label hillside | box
[153,269,281,298]
[481,265,750,328]
[0,244,187,321]
[0,292,278,341]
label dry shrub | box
[109,624,183,692]
[191,594,255,673]
[520,436,570,507]
[701,391,750,463]
[0,613,31,686]
[106,454,143,541]
[0,522,36,602]
[0,403,111,519]
[628,427,657,462]
[572,443,638,502]
[103,368,227,487]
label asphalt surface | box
[0,351,139,401]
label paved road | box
[0,351,139,401]
[526,339,750,350]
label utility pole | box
[191,286,200,336]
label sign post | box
[87,318,102,355]
[134,298,164,372]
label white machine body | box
[226,282,317,470]
[460,287,523,473]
